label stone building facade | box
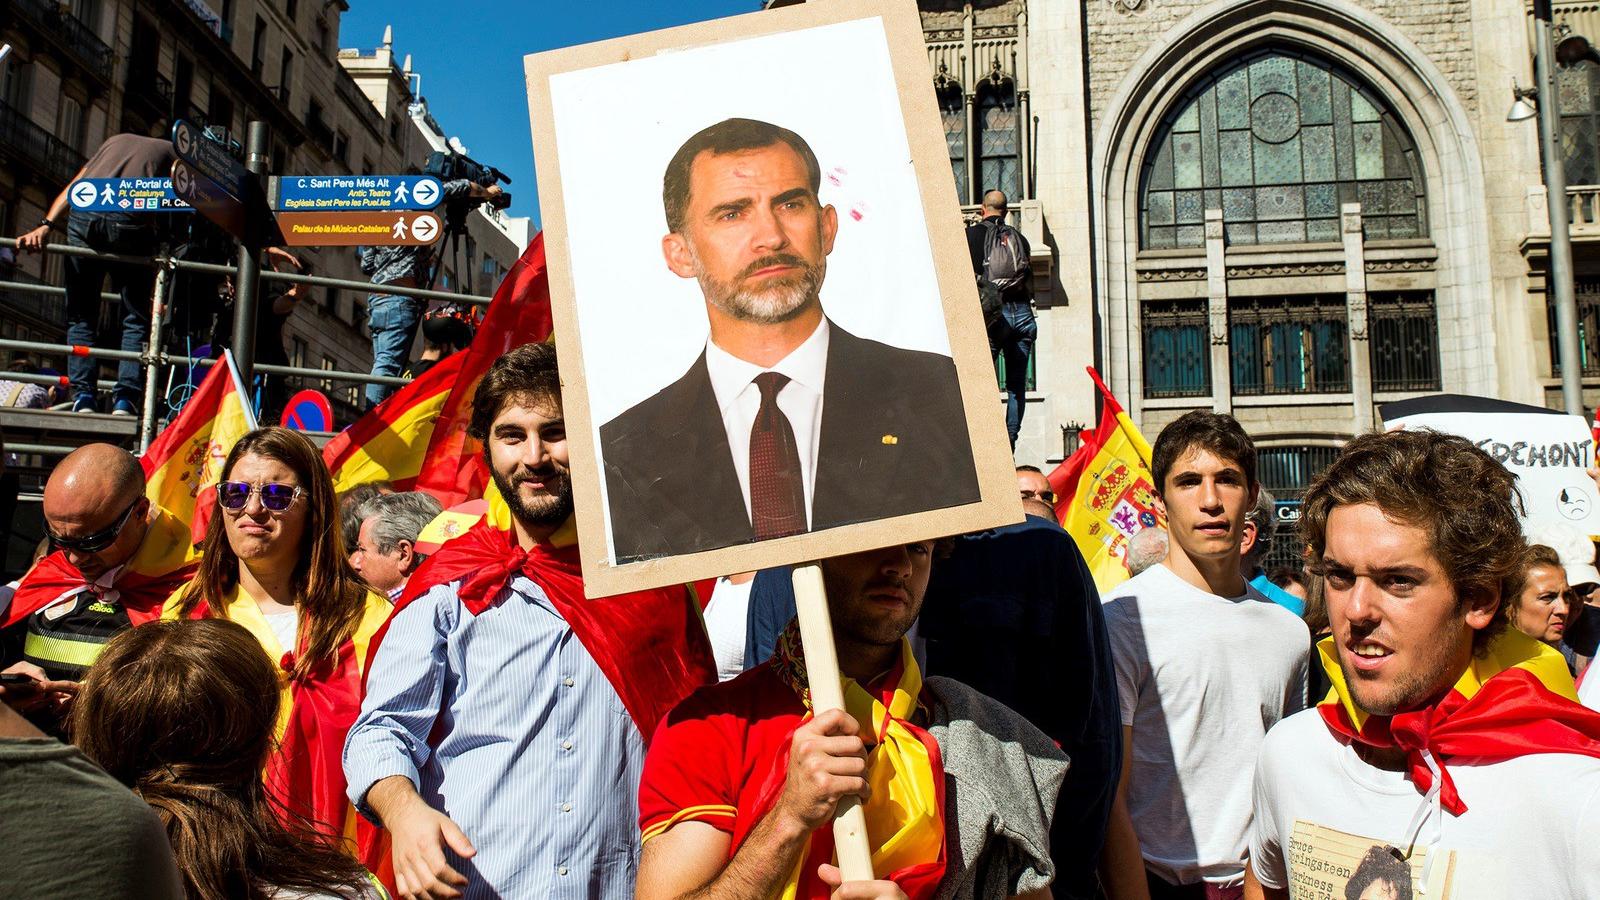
[764,0,1590,536]
[0,2,529,418]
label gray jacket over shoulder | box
[925,675,1069,900]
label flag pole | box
[790,562,875,882]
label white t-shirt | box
[703,577,754,682]
[263,609,298,657]
[1251,708,1600,899]
[1579,666,1600,712]
[1102,562,1310,886]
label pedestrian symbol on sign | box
[392,217,409,240]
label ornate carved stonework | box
[1348,299,1370,342]
[1108,0,1148,13]
[1209,304,1229,345]
[1136,267,1207,282]
[1225,262,1345,278]
[1364,259,1436,273]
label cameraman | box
[358,178,501,407]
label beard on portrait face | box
[691,247,825,325]
[487,449,574,530]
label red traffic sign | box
[281,389,334,432]
[276,210,444,247]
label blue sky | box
[341,1,764,228]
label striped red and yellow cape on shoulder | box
[1317,627,1600,814]
[163,585,391,848]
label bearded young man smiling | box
[1244,429,1600,900]
[344,343,713,900]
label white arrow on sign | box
[412,178,440,207]
[411,213,440,242]
[174,123,194,156]
[70,181,98,208]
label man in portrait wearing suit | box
[600,118,980,562]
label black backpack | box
[981,219,1030,292]
[976,276,1009,350]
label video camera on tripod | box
[419,149,512,292]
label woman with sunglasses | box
[166,427,391,849]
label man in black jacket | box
[600,118,979,562]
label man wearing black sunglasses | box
[1,444,196,724]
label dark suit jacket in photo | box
[599,323,981,563]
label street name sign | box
[273,175,444,211]
[68,178,193,213]
[276,210,443,247]
[171,119,247,198]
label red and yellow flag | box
[322,351,466,494]
[1047,367,1165,592]
[414,233,553,507]
[142,349,258,551]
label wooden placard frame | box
[525,0,1022,598]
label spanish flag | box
[1047,367,1165,592]
[322,351,466,494]
[414,233,552,507]
[1318,628,1600,814]
[142,349,258,550]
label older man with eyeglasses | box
[0,444,196,727]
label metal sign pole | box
[1535,0,1586,417]
[231,121,270,389]
[137,252,173,453]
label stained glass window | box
[979,72,1021,202]
[1140,50,1426,248]
[1559,61,1600,203]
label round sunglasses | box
[217,481,305,513]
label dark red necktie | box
[748,372,807,539]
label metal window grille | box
[1229,294,1350,395]
[1551,278,1600,378]
[1257,444,1342,571]
[1367,290,1440,392]
[1142,299,1211,398]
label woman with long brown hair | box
[166,426,391,845]
[73,618,381,899]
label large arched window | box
[1140,50,1427,248]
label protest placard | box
[1380,394,1600,537]
[525,0,1019,598]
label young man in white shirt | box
[1245,429,1600,900]
[1101,411,1309,900]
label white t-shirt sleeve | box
[1568,776,1600,898]
[1248,727,1289,891]
[1285,638,1311,716]
[1101,596,1148,728]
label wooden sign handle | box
[791,562,876,884]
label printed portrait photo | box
[528,2,1017,591]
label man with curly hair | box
[1245,429,1600,900]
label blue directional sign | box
[171,119,247,198]
[67,178,193,213]
[273,175,445,212]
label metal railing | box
[0,100,89,186]
[0,235,492,453]
[12,0,116,83]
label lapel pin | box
[881,434,899,445]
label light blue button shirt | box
[344,575,644,899]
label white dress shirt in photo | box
[703,317,829,529]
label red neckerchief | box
[1317,633,1600,815]
[5,551,196,629]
